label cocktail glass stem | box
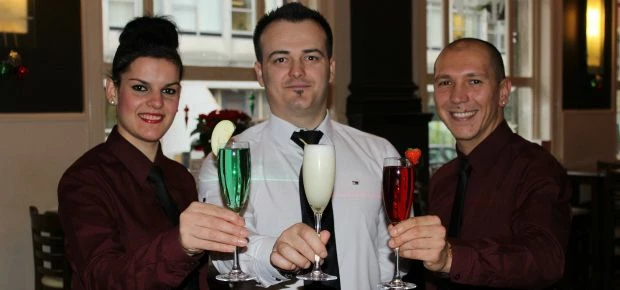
[232,246,241,272]
[381,247,415,288]
[392,247,403,282]
[224,212,250,280]
[311,212,323,275]
[297,211,337,281]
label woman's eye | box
[131,85,147,92]
[162,88,177,95]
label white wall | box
[0,119,92,289]
[0,0,105,288]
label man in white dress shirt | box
[199,3,402,289]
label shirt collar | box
[266,112,335,147]
[459,120,513,174]
[107,125,162,182]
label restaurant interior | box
[0,0,619,289]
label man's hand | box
[179,202,249,254]
[388,215,451,273]
[270,223,330,272]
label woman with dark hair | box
[58,16,248,290]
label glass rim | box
[383,156,412,167]
[303,143,333,147]
[223,140,249,149]
[384,156,404,160]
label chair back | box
[29,206,71,290]
[596,161,620,290]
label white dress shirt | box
[198,113,400,289]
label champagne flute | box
[215,141,255,282]
[381,157,416,289]
[297,144,338,281]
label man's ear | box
[254,61,265,87]
[328,58,336,84]
[499,78,511,107]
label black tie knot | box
[147,166,165,184]
[291,130,324,148]
[460,158,472,176]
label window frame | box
[421,0,540,142]
[103,0,264,79]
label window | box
[153,1,222,35]
[105,0,142,30]
[103,0,143,63]
[102,1,336,159]
[211,88,270,120]
[101,0,284,160]
[425,0,535,168]
[158,81,268,159]
[232,0,255,36]
[103,0,259,67]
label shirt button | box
[454,274,461,280]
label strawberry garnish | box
[405,148,422,166]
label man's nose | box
[289,59,305,78]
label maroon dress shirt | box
[58,126,208,289]
[427,121,571,289]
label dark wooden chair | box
[563,169,605,289]
[29,206,71,290]
[596,161,620,290]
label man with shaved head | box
[388,38,571,289]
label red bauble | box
[16,65,28,79]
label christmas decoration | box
[0,50,27,79]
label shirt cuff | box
[447,239,471,283]
[161,228,202,274]
[249,236,290,287]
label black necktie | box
[448,158,471,237]
[290,130,341,289]
[148,166,181,225]
[438,159,472,290]
[147,166,198,290]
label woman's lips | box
[139,113,164,123]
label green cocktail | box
[215,140,254,282]
[218,147,250,213]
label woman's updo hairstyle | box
[110,15,184,85]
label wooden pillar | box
[346,0,432,187]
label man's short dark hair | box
[253,2,333,62]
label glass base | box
[380,279,416,289]
[215,269,255,282]
[297,270,338,281]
